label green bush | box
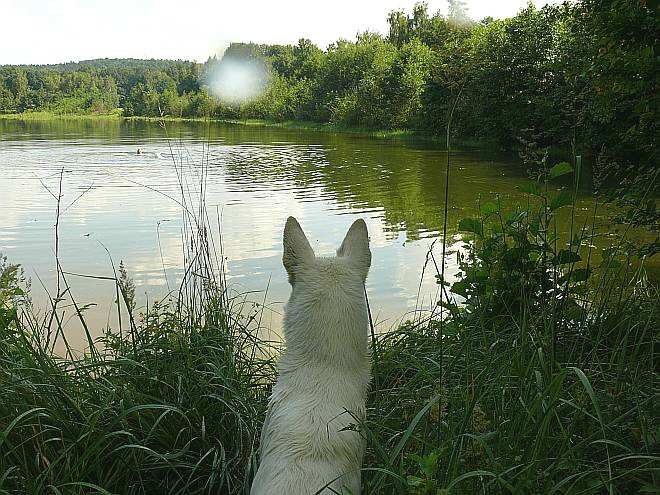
[362,159,658,494]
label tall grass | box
[0,292,274,494]
[0,135,657,494]
[0,133,277,495]
[364,256,657,493]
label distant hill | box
[1,58,197,71]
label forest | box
[0,0,656,196]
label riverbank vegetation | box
[0,111,443,143]
[1,156,657,493]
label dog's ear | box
[337,219,371,279]
[283,216,314,281]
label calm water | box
[0,119,612,348]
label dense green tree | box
[387,10,411,48]
[0,81,14,112]
[576,0,657,190]
[5,68,29,111]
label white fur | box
[250,217,372,495]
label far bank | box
[0,111,499,149]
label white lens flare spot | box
[207,58,269,104]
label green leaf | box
[554,250,581,265]
[506,211,527,225]
[568,366,604,427]
[549,190,574,210]
[418,451,439,477]
[458,217,483,236]
[0,408,46,449]
[504,247,529,265]
[480,201,498,216]
[451,280,469,297]
[549,161,573,179]
[386,395,440,467]
[518,182,541,195]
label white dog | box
[250,217,372,495]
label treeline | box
[0,0,656,190]
[0,58,210,117]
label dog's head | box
[282,216,371,312]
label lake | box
[0,118,616,348]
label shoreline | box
[0,111,498,149]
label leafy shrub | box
[363,161,658,494]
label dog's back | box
[251,217,372,495]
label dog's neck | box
[280,298,370,372]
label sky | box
[2,0,557,65]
